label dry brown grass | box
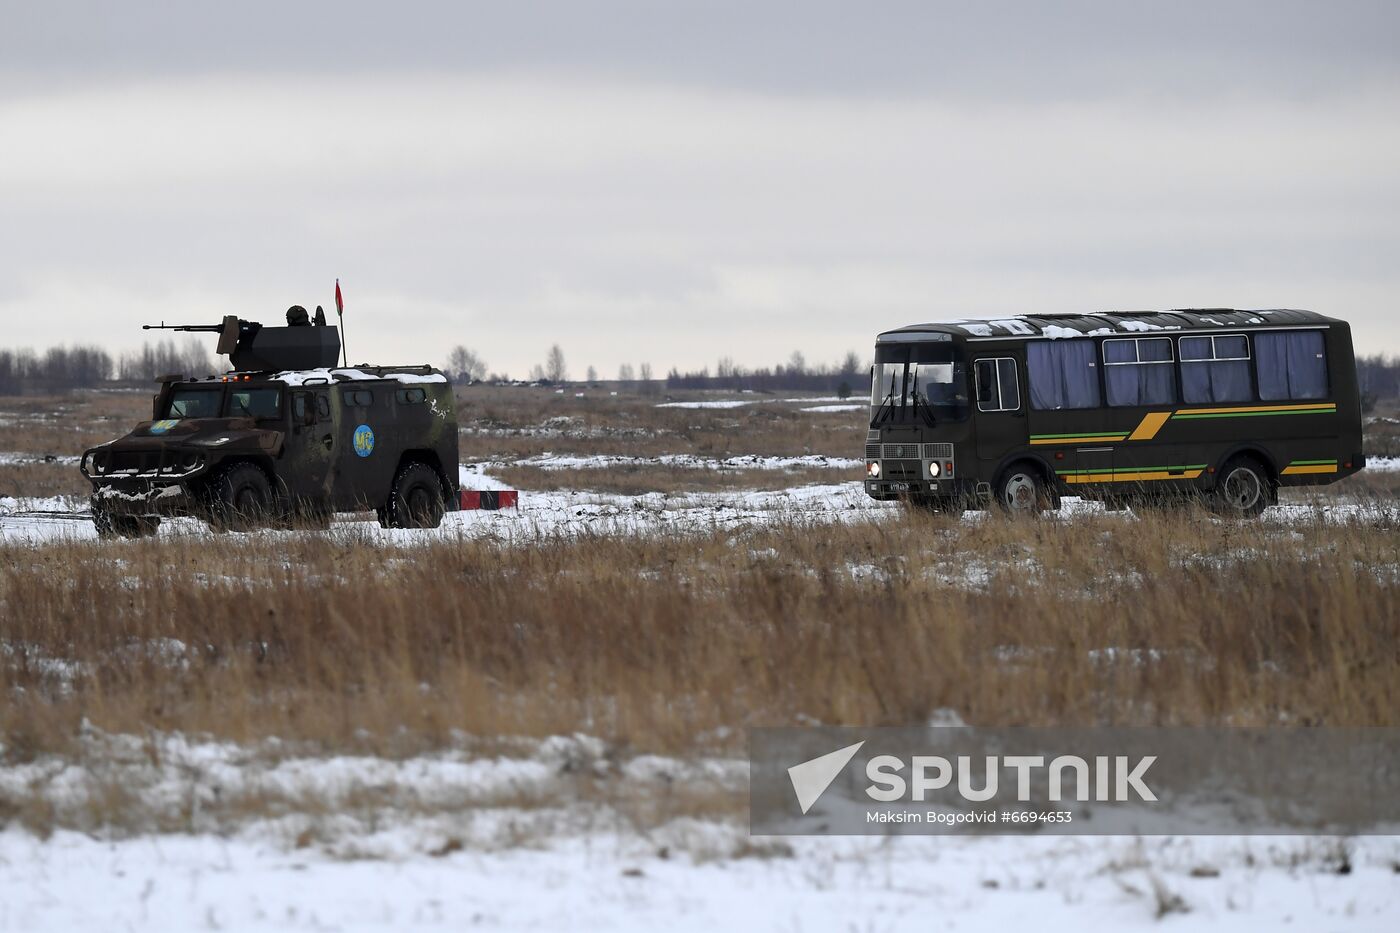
[2,508,1396,768]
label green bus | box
[864,309,1364,517]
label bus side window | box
[291,393,308,423]
[316,395,331,422]
[976,358,1019,411]
[1180,335,1252,404]
[1255,331,1328,400]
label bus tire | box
[995,464,1049,515]
[1210,456,1273,519]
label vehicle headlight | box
[929,461,941,478]
[867,461,881,478]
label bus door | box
[972,354,1028,463]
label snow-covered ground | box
[4,466,1399,547]
[1,729,1395,931]
[3,827,1396,931]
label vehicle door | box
[286,389,334,503]
[972,353,1027,464]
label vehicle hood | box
[91,418,283,455]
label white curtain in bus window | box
[1255,331,1327,400]
[1027,340,1100,409]
[1180,335,1252,404]
[1103,338,1175,406]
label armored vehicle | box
[81,309,460,536]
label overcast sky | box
[3,1,1398,377]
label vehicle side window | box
[1103,337,1176,406]
[975,358,1020,411]
[343,389,374,408]
[1180,334,1253,404]
[315,395,331,421]
[292,393,308,422]
[396,387,427,405]
[1255,331,1328,400]
[1027,340,1100,410]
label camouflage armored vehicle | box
[81,310,460,537]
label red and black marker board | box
[459,489,518,511]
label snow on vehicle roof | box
[268,367,448,386]
[878,309,1337,342]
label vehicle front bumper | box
[91,481,195,517]
[864,477,983,502]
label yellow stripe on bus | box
[1127,411,1171,441]
[1029,435,1127,445]
[1060,469,1204,484]
[1280,463,1338,476]
[1173,403,1335,416]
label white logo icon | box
[787,741,865,814]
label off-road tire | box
[384,462,445,529]
[1210,456,1273,519]
[210,462,276,532]
[995,465,1049,515]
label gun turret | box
[144,313,340,372]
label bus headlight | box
[867,461,881,478]
[928,461,941,478]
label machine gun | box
[144,310,341,373]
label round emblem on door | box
[352,424,375,457]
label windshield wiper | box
[909,369,937,428]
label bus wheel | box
[1211,457,1272,518]
[996,466,1047,515]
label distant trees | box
[663,350,867,393]
[545,345,568,383]
[0,345,113,394]
[617,363,635,383]
[117,339,214,382]
[585,365,598,384]
[446,345,488,384]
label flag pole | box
[335,278,347,367]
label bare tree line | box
[0,339,214,394]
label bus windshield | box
[870,344,969,424]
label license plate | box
[887,482,911,492]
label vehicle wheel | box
[384,462,445,529]
[211,463,276,531]
[1210,457,1273,519]
[995,465,1049,515]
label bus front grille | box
[866,443,953,461]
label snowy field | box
[3,389,1399,931]
[1,730,1397,931]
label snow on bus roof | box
[270,367,448,386]
[878,309,1336,342]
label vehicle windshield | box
[225,387,282,419]
[164,387,223,419]
[869,343,969,424]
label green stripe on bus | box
[1172,408,1334,420]
[1288,459,1338,466]
[1055,464,1208,476]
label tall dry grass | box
[2,508,1396,764]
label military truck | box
[81,309,460,537]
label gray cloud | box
[1,2,1398,375]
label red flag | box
[335,279,344,315]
